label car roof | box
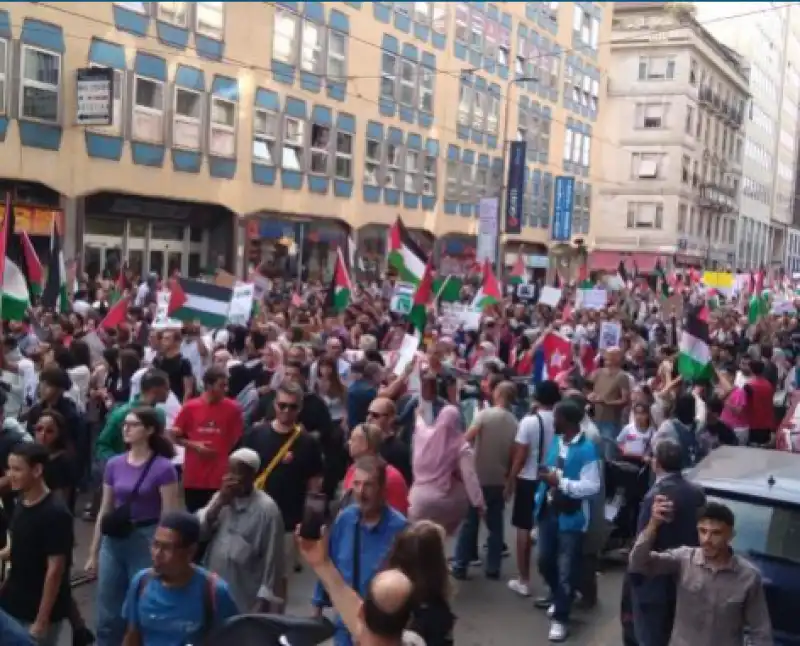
[687,446,800,506]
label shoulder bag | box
[101,455,157,539]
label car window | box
[707,495,800,565]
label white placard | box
[575,288,607,310]
[390,282,415,315]
[771,299,796,315]
[439,302,482,332]
[604,274,625,291]
[598,321,622,350]
[76,67,113,126]
[227,283,255,326]
[516,284,536,300]
[153,291,182,329]
[539,286,562,308]
[393,334,420,376]
[476,197,499,264]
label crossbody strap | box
[127,455,157,505]
[535,413,545,468]
[254,426,302,491]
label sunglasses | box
[276,402,299,412]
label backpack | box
[671,419,700,469]
[137,569,218,644]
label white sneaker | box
[507,578,531,597]
[546,604,555,618]
[548,621,568,642]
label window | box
[327,29,347,81]
[581,134,590,167]
[678,204,687,232]
[253,109,278,165]
[385,143,402,189]
[636,103,666,129]
[487,94,499,135]
[423,154,436,196]
[115,1,147,13]
[445,159,460,199]
[0,39,6,115]
[475,167,488,198]
[399,59,416,107]
[173,87,202,150]
[590,79,599,112]
[132,75,164,143]
[414,2,431,23]
[20,46,60,123]
[631,153,661,179]
[158,2,187,27]
[432,3,447,35]
[626,203,663,229]
[273,8,299,65]
[685,106,693,135]
[455,3,469,43]
[473,89,485,130]
[196,1,224,39]
[209,96,236,157]
[458,82,472,126]
[332,130,352,180]
[689,58,697,85]
[571,131,582,165]
[563,128,573,162]
[301,19,325,74]
[460,163,474,202]
[404,150,419,192]
[282,117,305,171]
[419,67,434,113]
[364,138,381,186]
[681,155,690,183]
[308,123,330,174]
[381,52,397,100]
[638,56,676,81]
[88,63,123,134]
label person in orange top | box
[173,365,244,513]
[343,423,409,515]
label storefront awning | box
[589,251,663,273]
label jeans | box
[536,508,584,623]
[452,485,505,576]
[21,621,63,646]
[0,607,36,646]
[595,421,621,460]
[96,524,156,646]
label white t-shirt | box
[616,423,653,458]
[181,339,209,384]
[515,409,555,480]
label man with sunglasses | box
[241,380,324,609]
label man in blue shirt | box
[0,608,35,646]
[312,455,408,646]
[122,511,239,646]
[347,361,380,430]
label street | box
[60,513,625,645]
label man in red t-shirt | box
[174,365,244,512]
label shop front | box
[0,180,63,264]
[589,250,665,273]
[505,242,549,281]
[245,215,347,281]
[80,193,234,280]
[437,236,478,277]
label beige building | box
[0,1,612,281]
[597,3,748,271]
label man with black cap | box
[533,399,601,642]
[122,511,239,646]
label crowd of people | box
[0,267,789,646]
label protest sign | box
[214,269,238,289]
[538,286,562,308]
[227,283,255,325]
[390,282,415,315]
[439,302,482,333]
[153,291,182,329]
[516,284,536,300]
[393,334,420,376]
[575,288,607,310]
[598,321,622,350]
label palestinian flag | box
[677,305,713,382]
[109,268,126,305]
[20,231,43,297]
[409,260,434,335]
[0,195,31,321]
[388,217,427,285]
[42,216,69,313]
[748,290,769,325]
[167,278,232,328]
[100,297,128,330]
[432,275,463,303]
[325,248,351,314]
[577,263,593,288]
[346,235,364,274]
[471,259,502,311]
[650,260,669,298]
[508,256,526,286]
[707,288,720,311]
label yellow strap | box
[254,426,302,490]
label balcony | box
[699,182,737,212]
[698,86,712,106]
[731,107,744,129]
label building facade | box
[0,1,612,282]
[598,3,748,272]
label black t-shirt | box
[408,597,455,646]
[44,453,77,495]
[154,353,194,401]
[0,492,73,622]
[240,423,324,530]
[380,435,412,486]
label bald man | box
[368,397,412,486]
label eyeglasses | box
[276,402,299,412]
[123,420,144,427]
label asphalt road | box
[60,513,625,645]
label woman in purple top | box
[85,406,180,646]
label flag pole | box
[0,192,8,323]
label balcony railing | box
[699,182,738,212]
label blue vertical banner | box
[504,141,526,235]
[551,176,575,241]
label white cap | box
[229,448,261,472]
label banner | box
[477,197,499,265]
[551,176,575,242]
[504,141,526,234]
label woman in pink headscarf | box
[408,405,485,535]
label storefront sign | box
[13,206,63,236]
[76,67,114,126]
[551,176,575,242]
[504,141,526,235]
[477,197,499,264]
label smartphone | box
[299,492,327,540]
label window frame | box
[458,81,472,127]
[281,115,306,172]
[626,202,664,229]
[487,93,499,135]
[385,142,403,190]
[172,85,203,151]
[327,28,347,82]
[209,95,237,158]
[364,138,382,186]
[300,18,326,75]
[334,129,353,181]
[273,7,299,66]
[309,122,331,176]
[404,149,420,193]
[157,1,188,27]
[381,51,398,101]
[19,44,61,125]
[86,62,123,135]
[423,154,437,197]
[399,58,417,108]
[418,65,434,113]
[445,159,460,200]
[131,74,165,144]
[114,1,148,13]
[195,1,225,40]
[252,107,278,167]
[472,88,485,130]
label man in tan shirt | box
[589,347,630,458]
[629,497,772,646]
